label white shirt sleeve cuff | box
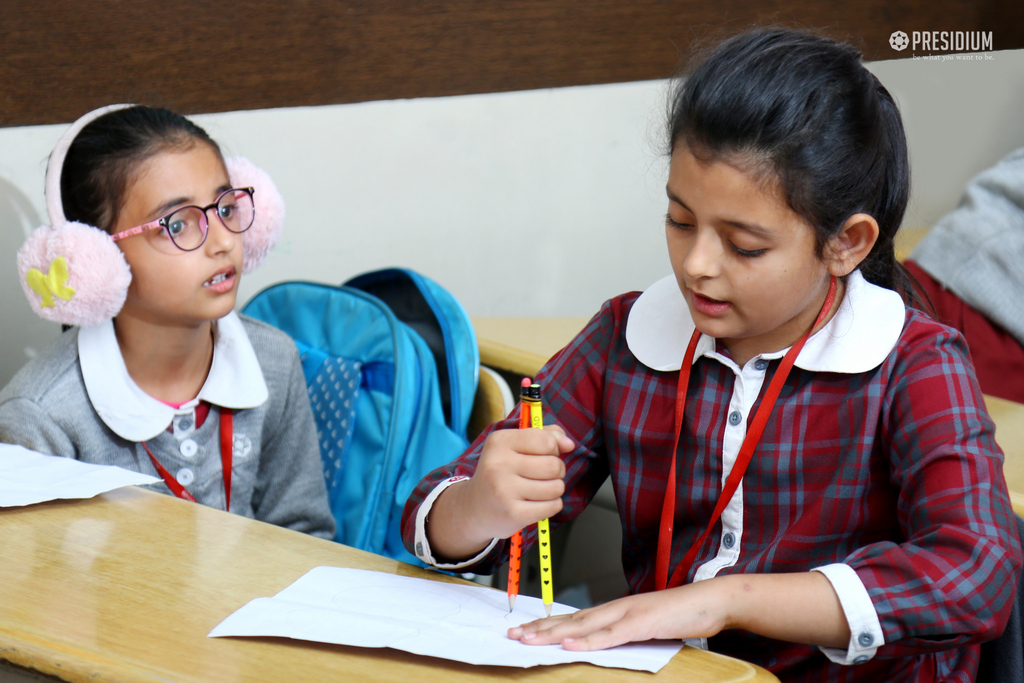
[413,476,499,569]
[812,563,884,665]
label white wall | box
[1,48,1023,387]
[869,52,1024,229]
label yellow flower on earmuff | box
[26,256,76,308]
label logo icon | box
[890,31,909,51]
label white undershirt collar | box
[78,310,269,442]
[625,270,905,374]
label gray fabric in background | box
[911,147,1024,346]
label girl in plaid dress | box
[402,28,1022,682]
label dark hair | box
[668,28,922,306]
[60,105,221,232]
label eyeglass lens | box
[163,189,255,251]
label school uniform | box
[0,312,335,539]
[402,270,1022,682]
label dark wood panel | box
[1,0,1020,127]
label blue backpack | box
[242,269,478,564]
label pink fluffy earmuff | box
[17,104,285,327]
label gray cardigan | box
[0,315,335,539]
[911,147,1024,346]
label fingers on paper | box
[509,605,637,651]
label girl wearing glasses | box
[1,104,334,539]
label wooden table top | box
[0,487,778,683]
[472,316,590,380]
[985,394,1024,514]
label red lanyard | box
[143,407,234,511]
[655,277,837,590]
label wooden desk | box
[472,316,591,380]
[985,395,1024,515]
[0,488,778,683]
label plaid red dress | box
[402,272,1021,682]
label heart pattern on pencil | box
[535,480,554,610]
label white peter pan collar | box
[78,311,269,442]
[625,270,906,374]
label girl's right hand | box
[426,426,574,561]
[466,425,573,540]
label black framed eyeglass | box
[111,187,256,252]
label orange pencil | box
[507,377,532,612]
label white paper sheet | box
[209,566,682,672]
[0,444,159,507]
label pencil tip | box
[509,595,516,611]
[544,604,552,617]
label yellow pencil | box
[529,383,554,616]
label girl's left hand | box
[507,580,727,651]
[508,571,851,651]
